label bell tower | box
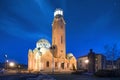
[52,9,66,58]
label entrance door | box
[72,64,75,70]
[61,63,64,69]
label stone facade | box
[28,9,77,72]
[77,56,88,70]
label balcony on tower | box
[54,9,63,18]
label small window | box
[54,37,55,44]
[61,36,63,44]
[55,62,57,67]
[61,50,63,52]
[61,26,63,29]
[46,61,49,67]
[67,63,69,68]
[79,60,82,63]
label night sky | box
[0,0,120,64]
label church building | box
[28,9,77,72]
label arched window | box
[67,63,69,68]
[46,61,49,67]
[61,26,63,29]
[55,62,57,67]
[61,36,63,44]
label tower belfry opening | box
[54,9,63,17]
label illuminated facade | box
[28,9,77,72]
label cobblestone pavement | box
[0,73,120,80]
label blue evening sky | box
[0,0,120,64]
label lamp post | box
[6,60,9,70]
[4,54,8,70]
[17,65,21,73]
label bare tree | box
[104,44,120,69]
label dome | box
[40,47,48,54]
[36,39,51,49]
[28,49,32,53]
[67,53,74,59]
[67,53,74,57]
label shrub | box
[112,69,120,77]
[94,69,120,77]
[71,69,87,75]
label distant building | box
[0,62,4,70]
[116,58,120,69]
[95,54,106,70]
[28,9,77,72]
[77,49,106,72]
[106,59,118,70]
[77,55,88,70]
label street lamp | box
[4,54,8,70]
[6,60,9,70]
[6,60,9,63]
[9,62,15,67]
[5,54,8,58]
[85,60,89,64]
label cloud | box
[34,0,53,18]
[0,19,51,41]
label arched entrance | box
[72,64,75,70]
[61,63,64,69]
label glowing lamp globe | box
[85,60,89,64]
[54,9,63,17]
[9,62,15,67]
